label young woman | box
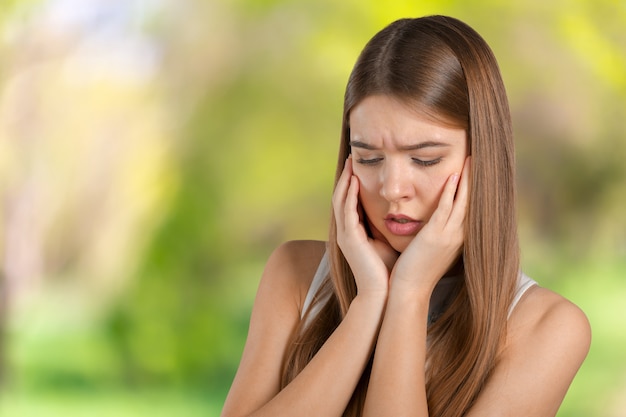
[221,15,591,417]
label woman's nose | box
[379,162,413,202]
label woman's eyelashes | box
[412,157,442,167]
[355,157,383,165]
[355,156,442,167]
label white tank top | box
[301,251,537,323]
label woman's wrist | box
[351,290,388,317]
[390,269,436,293]
[387,279,432,315]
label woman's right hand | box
[332,157,398,296]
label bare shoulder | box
[499,285,591,412]
[467,285,591,415]
[508,285,591,359]
[268,239,327,274]
[263,240,327,311]
[221,240,328,416]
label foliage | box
[0,0,624,416]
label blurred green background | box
[0,0,624,416]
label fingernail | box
[452,173,460,183]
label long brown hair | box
[281,16,519,417]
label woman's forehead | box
[348,94,467,131]
[348,95,467,147]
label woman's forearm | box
[248,293,386,417]
[363,286,431,417]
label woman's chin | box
[369,222,411,253]
[388,237,412,253]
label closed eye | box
[356,157,383,165]
[412,157,442,167]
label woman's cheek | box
[358,189,383,239]
[355,175,382,239]
[428,173,455,209]
[355,173,377,204]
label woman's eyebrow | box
[397,141,450,151]
[349,140,379,150]
[349,140,450,151]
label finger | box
[333,157,352,201]
[429,170,460,226]
[449,156,471,228]
[332,157,353,228]
[344,175,361,229]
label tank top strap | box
[508,272,538,317]
[301,251,330,319]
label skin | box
[349,95,468,256]
[221,95,591,417]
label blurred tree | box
[0,0,176,388]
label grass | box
[0,387,225,417]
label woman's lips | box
[384,214,422,236]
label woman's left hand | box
[390,156,471,296]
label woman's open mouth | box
[384,214,422,236]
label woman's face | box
[349,95,468,253]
